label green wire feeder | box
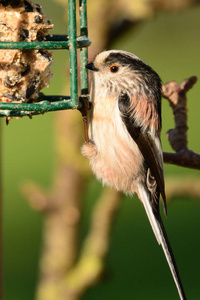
[0,0,91,118]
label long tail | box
[138,185,187,300]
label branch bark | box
[162,76,200,169]
[58,188,121,300]
[165,176,200,200]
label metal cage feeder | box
[0,0,90,118]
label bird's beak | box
[85,62,99,72]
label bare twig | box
[58,188,121,300]
[163,150,200,169]
[22,111,86,300]
[165,176,200,200]
[162,76,200,169]
[22,182,50,212]
[24,166,83,300]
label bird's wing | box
[118,92,167,215]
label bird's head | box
[86,50,161,98]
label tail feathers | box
[138,185,187,300]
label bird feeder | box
[0,0,90,118]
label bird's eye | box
[110,64,119,73]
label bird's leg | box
[78,96,91,143]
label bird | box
[81,49,186,300]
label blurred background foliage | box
[2,0,200,299]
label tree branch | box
[58,188,121,300]
[162,76,200,169]
[165,176,200,200]
[163,150,200,169]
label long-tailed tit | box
[82,50,186,300]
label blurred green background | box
[2,1,200,299]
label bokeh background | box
[2,0,200,299]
